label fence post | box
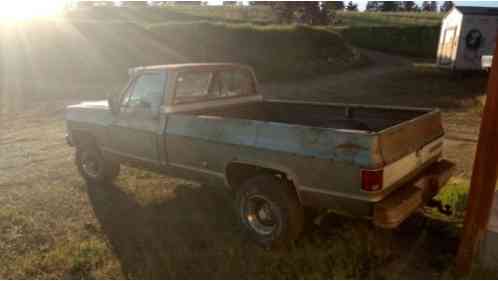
[456,38,498,275]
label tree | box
[322,1,344,11]
[365,1,380,11]
[300,1,328,25]
[248,1,273,5]
[175,1,202,4]
[321,1,344,23]
[421,1,438,12]
[345,1,358,11]
[440,1,454,12]
[403,1,417,11]
[380,1,401,12]
[121,1,148,6]
[271,2,297,24]
[271,1,329,25]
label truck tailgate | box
[377,109,443,165]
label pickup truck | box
[65,63,454,248]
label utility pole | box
[456,39,498,274]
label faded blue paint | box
[166,114,377,167]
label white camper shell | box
[437,6,498,70]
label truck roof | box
[130,63,252,73]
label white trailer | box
[437,6,498,70]
[481,55,493,69]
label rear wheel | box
[236,174,304,249]
[76,145,120,184]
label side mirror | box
[107,92,120,115]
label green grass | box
[336,11,444,27]
[435,179,469,219]
[339,25,440,58]
[5,238,117,279]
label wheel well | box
[71,130,97,148]
[226,162,294,190]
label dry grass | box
[0,50,493,278]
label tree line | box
[365,1,454,12]
[253,1,453,25]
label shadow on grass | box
[86,182,462,279]
[86,181,244,279]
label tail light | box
[361,169,383,192]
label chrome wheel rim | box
[245,195,277,235]
[81,151,100,179]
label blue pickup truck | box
[65,63,454,248]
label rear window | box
[174,69,255,104]
[174,71,212,104]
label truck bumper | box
[373,159,455,229]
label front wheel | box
[75,145,120,184]
[236,174,304,249]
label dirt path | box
[262,49,413,102]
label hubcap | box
[81,151,100,178]
[245,195,277,235]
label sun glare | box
[0,0,65,22]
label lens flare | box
[0,0,65,21]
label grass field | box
[335,11,444,27]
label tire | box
[75,144,120,184]
[236,174,304,249]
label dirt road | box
[0,50,486,278]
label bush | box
[341,25,440,58]
[148,22,360,81]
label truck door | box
[108,71,167,166]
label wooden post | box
[456,39,498,274]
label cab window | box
[217,70,255,98]
[174,71,213,104]
[122,72,167,112]
[174,69,255,104]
